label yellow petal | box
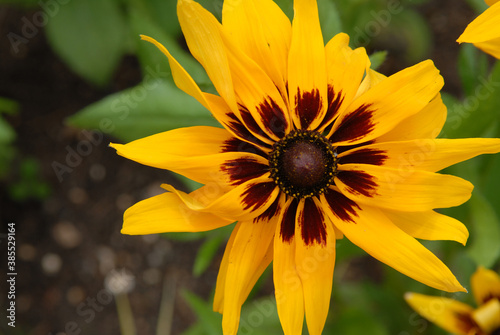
[221,214,277,334]
[288,0,328,130]
[354,68,387,100]
[336,164,473,211]
[329,60,443,145]
[181,0,291,143]
[375,93,446,142]
[140,35,212,111]
[222,0,291,96]
[295,198,336,335]
[274,199,305,335]
[164,176,279,221]
[219,28,291,142]
[328,205,466,292]
[177,0,238,112]
[471,267,500,306]
[122,192,232,235]
[139,35,272,150]
[384,209,469,245]
[469,36,500,59]
[339,138,500,173]
[486,0,500,6]
[405,292,473,335]
[471,298,500,334]
[213,221,240,313]
[110,127,269,186]
[457,2,500,59]
[162,183,226,211]
[202,93,274,153]
[320,33,370,131]
[110,126,228,159]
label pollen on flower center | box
[269,130,338,198]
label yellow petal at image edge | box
[471,267,500,306]
[405,292,473,335]
[457,1,500,43]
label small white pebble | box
[104,268,135,295]
[41,253,62,275]
[52,221,82,249]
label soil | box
[0,1,476,335]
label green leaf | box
[144,0,181,36]
[127,1,210,86]
[0,96,19,115]
[369,50,388,70]
[443,60,500,139]
[67,79,220,142]
[391,9,432,63]
[0,117,16,143]
[45,0,127,87]
[318,0,342,44]
[464,0,489,13]
[467,192,500,267]
[458,43,489,98]
[333,307,390,335]
[181,291,222,335]
[193,236,224,277]
[273,0,293,20]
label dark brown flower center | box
[283,142,326,188]
[269,130,337,198]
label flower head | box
[457,0,500,58]
[405,267,500,335]
[111,0,500,333]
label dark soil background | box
[0,1,476,335]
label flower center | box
[269,130,337,198]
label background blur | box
[1,0,499,334]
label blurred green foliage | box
[0,97,17,178]
[4,0,499,334]
[0,97,50,201]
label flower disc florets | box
[269,130,338,198]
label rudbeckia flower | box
[457,0,500,58]
[110,0,500,333]
[405,267,500,335]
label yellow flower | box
[457,0,500,58]
[405,267,500,335]
[110,0,500,333]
